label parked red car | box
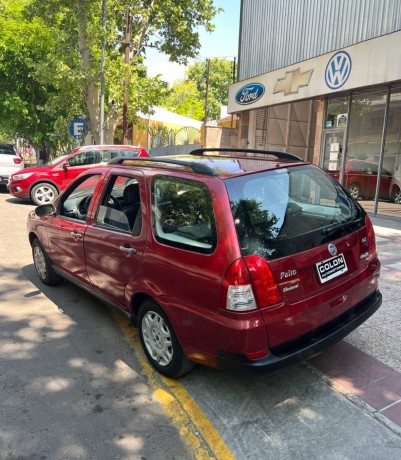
[9,144,149,205]
[328,159,392,200]
[27,148,381,378]
[389,177,401,204]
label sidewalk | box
[308,212,401,433]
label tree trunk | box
[77,0,101,144]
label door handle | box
[70,231,82,239]
[119,246,137,255]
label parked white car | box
[0,144,24,189]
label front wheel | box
[138,300,194,378]
[32,239,63,286]
[31,183,58,205]
[391,188,401,204]
[347,183,360,200]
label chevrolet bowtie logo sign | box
[274,68,314,95]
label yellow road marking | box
[113,312,235,460]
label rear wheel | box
[138,299,194,378]
[347,183,360,200]
[31,183,58,205]
[391,188,401,204]
[32,239,63,286]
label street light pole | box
[99,0,106,144]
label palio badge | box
[235,83,265,105]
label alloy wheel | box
[141,311,173,366]
[33,245,47,280]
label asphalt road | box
[1,189,401,460]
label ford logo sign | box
[235,83,265,105]
[328,243,337,256]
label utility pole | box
[122,7,132,145]
[99,0,106,144]
[231,57,236,128]
[204,59,211,125]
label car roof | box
[108,148,305,179]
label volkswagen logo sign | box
[328,243,337,256]
[325,51,352,90]
[235,83,265,105]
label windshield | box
[225,165,365,260]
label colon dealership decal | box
[235,83,265,105]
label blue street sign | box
[69,117,89,139]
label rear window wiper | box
[322,217,363,237]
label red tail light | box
[13,158,22,165]
[365,215,377,260]
[221,256,282,312]
[221,258,256,312]
[244,256,283,308]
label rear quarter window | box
[152,176,217,254]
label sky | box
[145,0,241,84]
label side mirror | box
[35,203,55,217]
[62,161,69,170]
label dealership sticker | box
[316,253,348,284]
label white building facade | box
[228,0,401,217]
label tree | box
[187,57,235,120]
[0,0,74,150]
[0,0,220,148]
[163,80,205,121]
[162,57,236,121]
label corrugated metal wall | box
[238,0,401,81]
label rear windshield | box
[225,165,365,261]
[0,145,17,155]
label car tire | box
[32,239,63,286]
[138,299,195,378]
[31,183,59,206]
[347,183,360,200]
[391,188,401,204]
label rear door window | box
[225,165,365,260]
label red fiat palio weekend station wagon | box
[27,148,382,378]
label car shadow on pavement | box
[2,263,194,459]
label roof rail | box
[189,148,302,161]
[107,157,218,176]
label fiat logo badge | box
[328,243,337,256]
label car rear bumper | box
[216,290,382,374]
[0,175,10,186]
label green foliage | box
[188,58,235,120]
[162,57,236,121]
[163,80,205,120]
[0,0,219,149]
